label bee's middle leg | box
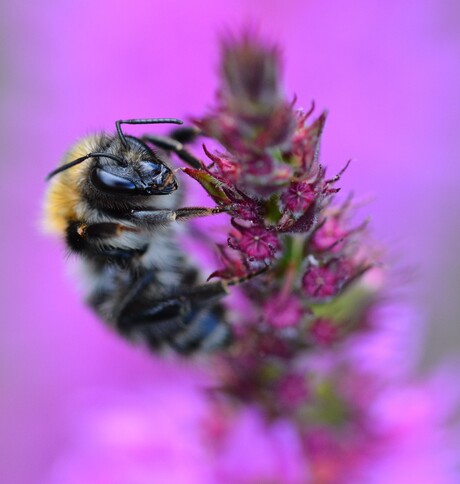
[114,278,232,353]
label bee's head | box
[47,137,178,202]
[46,117,183,200]
[89,136,177,197]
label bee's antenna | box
[45,152,126,181]
[115,118,184,147]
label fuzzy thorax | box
[43,135,103,235]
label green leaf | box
[182,168,232,205]
[311,282,375,323]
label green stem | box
[280,235,304,299]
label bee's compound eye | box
[91,168,136,193]
[142,161,163,176]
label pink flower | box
[243,153,274,176]
[208,244,250,281]
[264,294,304,328]
[302,260,353,299]
[312,217,347,252]
[309,318,340,346]
[204,146,242,186]
[277,373,310,409]
[220,32,283,117]
[292,110,327,172]
[280,180,316,215]
[229,221,281,261]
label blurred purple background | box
[1,0,459,482]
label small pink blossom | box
[229,222,281,260]
[280,180,316,215]
[312,217,347,252]
[302,260,352,299]
[292,110,327,172]
[309,318,339,346]
[243,154,274,175]
[220,32,283,116]
[277,373,310,409]
[264,294,304,328]
[208,244,249,280]
[204,146,242,185]
[231,201,262,222]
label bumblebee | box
[43,118,240,354]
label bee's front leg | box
[129,206,226,227]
